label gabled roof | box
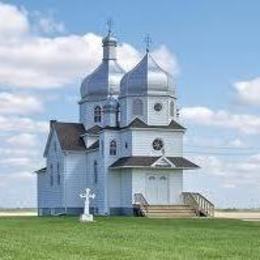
[110,156,199,170]
[53,122,86,151]
[126,118,186,130]
[85,125,102,135]
[103,118,185,131]
[34,167,47,174]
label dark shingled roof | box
[85,125,102,135]
[102,118,185,131]
[35,167,47,174]
[110,156,199,169]
[53,122,86,151]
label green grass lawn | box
[0,217,260,260]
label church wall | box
[131,169,183,205]
[38,130,64,215]
[79,99,107,129]
[147,96,176,125]
[86,150,102,214]
[119,96,148,127]
[63,151,87,211]
[131,130,183,157]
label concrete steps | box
[145,205,197,218]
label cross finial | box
[106,18,113,35]
[144,34,152,53]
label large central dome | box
[80,32,125,99]
[120,52,175,97]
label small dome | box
[80,61,125,99]
[103,96,119,112]
[120,53,175,97]
[80,31,125,99]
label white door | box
[146,174,169,205]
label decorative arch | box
[109,140,117,155]
[132,99,143,116]
[170,101,175,117]
[94,106,102,122]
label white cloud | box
[0,2,178,89]
[7,133,38,147]
[234,77,260,106]
[0,2,29,41]
[0,115,48,133]
[0,92,43,115]
[181,106,260,134]
[190,153,260,187]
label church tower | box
[79,30,125,129]
[119,48,177,127]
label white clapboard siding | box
[131,130,183,157]
[79,100,107,129]
[64,151,87,208]
[38,130,64,209]
[119,96,176,127]
[132,169,183,205]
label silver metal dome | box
[120,52,175,97]
[80,32,125,99]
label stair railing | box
[182,192,214,217]
[133,193,149,216]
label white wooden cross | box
[80,188,95,216]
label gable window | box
[57,162,61,185]
[94,161,98,184]
[110,140,117,155]
[170,101,175,117]
[50,164,54,186]
[94,106,102,122]
[133,99,143,116]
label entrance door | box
[146,174,169,204]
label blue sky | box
[0,0,260,208]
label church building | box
[36,30,214,217]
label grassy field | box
[0,217,260,260]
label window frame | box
[94,106,102,123]
[109,140,117,156]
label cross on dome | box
[144,34,152,53]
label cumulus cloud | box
[0,2,29,41]
[191,153,260,187]
[7,133,39,147]
[181,106,260,134]
[0,115,48,133]
[0,2,178,89]
[234,77,260,106]
[0,92,43,115]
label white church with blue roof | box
[36,30,214,217]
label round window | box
[152,138,164,151]
[154,103,162,112]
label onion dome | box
[103,96,119,112]
[80,31,125,99]
[120,52,175,97]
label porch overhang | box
[109,156,200,171]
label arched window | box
[94,161,98,184]
[133,99,143,116]
[109,140,117,155]
[94,106,102,122]
[50,164,53,186]
[57,162,61,185]
[170,101,175,117]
